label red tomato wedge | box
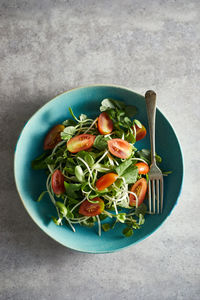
[79,198,105,216]
[135,162,149,175]
[51,170,65,195]
[44,124,65,150]
[67,134,95,153]
[135,124,147,141]
[98,112,113,135]
[96,173,118,191]
[129,178,147,207]
[108,139,132,159]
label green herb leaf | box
[115,159,133,176]
[55,201,68,216]
[136,149,162,165]
[134,119,142,128]
[93,135,108,151]
[122,165,138,184]
[52,216,61,225]
[62,119,77,126]
[63,126,76,135]
[84,152,94,167]
[79,114,87,121]
[138,213,145,225]
[64,182,82,198]
[75,165,85,182]
[123,227,133,237]
[102,223,111,232]
[125,105,138,117]
[37,191,47,202]
[117,213,126,223]
[32,152,49,170]
[135,203,147,217]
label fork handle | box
[145,90,157,164]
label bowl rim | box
[14,84,184,253]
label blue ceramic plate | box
[14,85,183,253]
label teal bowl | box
[14,85,183,253]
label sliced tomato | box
[135,124,147,141]
[108,139,132,159]
[67,134,95,153]
[135,162,149,175]
[51,170,65,195]
[98,112,113,135]
[44,124,65,150]
[96,173,118,191]
[79,198,104,216]
[129,178,147,207]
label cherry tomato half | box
[129,178,147,207]
[44,124,65,150]
[51,170,65,195]
[135,162,149,175]
[98,112,113,135]
[135,124,147,141]
[96,173,118,191]
[67,134,96,153]
[108,139,132,159]
[79,198,105,216]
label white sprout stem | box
[113,202,119,215]
[71,197,87,212]
[133,124,136,139]
[65,218,76,232]
[127,190,139,208]
[47,164,54,174]
[121,132,124,140]
[69,217,91,224]
[103,210,113,218]
[77,156,93,177]
[132,157,148,164]
[83,118,98,134]
[93,150,109,166]
[46,174,56,205]
[52,140,66,155]
[96,215,101,236]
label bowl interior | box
[14,85,183,253]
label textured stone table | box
[0,1,199,299]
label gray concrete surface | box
[0,0,200,299]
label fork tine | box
[148,180,152,213]
[156,179,160,214]
[160,177,164,213]
[152,180,155,214]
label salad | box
[32,98,162,237]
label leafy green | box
[125,106,138,117]
[64,182,82,198]
[138,213,145,225]
[37,191,47,202]
[123,227,133,237]
[79,114,87,121]
[93,135,108,150]
[136,149,162,165]
[117,213,126,223]
[55,201,68,217]
[32,152,49,170]
[133,119,142,128]
[75,165,85,182]
[135,203,147,217]
[62,119,77,127]
[122,165,138,184]
[84,152,94,167]
[52,216,61,225]
[115,159,133,176]
[102,223,111,232]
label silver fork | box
[145,90,164,214]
